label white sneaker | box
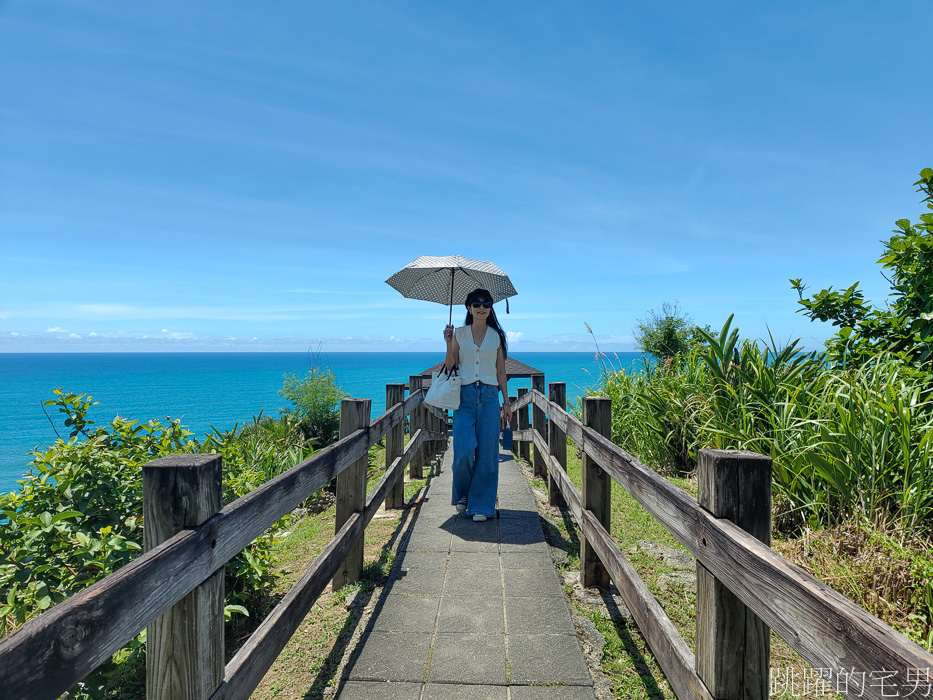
[472,514,487,522]
[456,498,467,513]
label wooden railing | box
[0,382,446,700]
[507,385,933,700]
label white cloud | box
[68,333,81,339]
[46,326,67,333]
[507,331,523,342]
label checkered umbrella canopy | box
[385,255,517,323]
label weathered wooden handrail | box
[209,428,431,700]
[513,388,933,700]
[0,386,444,699]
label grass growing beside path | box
[245,441,428,699]
[529,444,855,700]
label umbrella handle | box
[448,269,455,325]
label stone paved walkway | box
[336,443,597,700]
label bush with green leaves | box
[0,389,319,698]
[791,167,933,368]
[279,366,347,446]
[633,300,709,365]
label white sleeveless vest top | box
[456,324,499,386]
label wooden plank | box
[531,386,933,699]
[334,399,371,590]
[531,377,546,478]
[364,429,424,523]
[516,388,530,462]
[207,430,428,700]
[696,449,771,700]
[532,390,584,446]
[576,425,933,700]
[545,449,583,522]
[577,506,715,700]
[0,407,406,699]
[209,512,364,700]
[144,455,224,700]
[547,382,567,507]
[409,376,424,479]
[542,437,714,700]
[581,397,612,590]
[512,429,535,443]
[510,390,533,412]
[384,384,406,509]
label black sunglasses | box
[470,300,493,309]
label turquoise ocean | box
[1,352,643,495]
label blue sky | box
[1,1,931,353]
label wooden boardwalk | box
[336,442,596,699]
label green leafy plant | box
[1,388,319,699]
[279,365,347,447]
[791,167,933,368]
[633,301,710,366]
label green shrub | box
[279,366,347,447]
[633,300,709,365]
[0,389,319,698]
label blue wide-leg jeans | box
[451,381,500,518]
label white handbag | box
[424,366,461,410]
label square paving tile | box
[336,680,424,699]
[428,634,507,684]
[347,632,432,682]
[400,534,451,552]
[385,567,446,595]
[499,497,539,512]
[497,507,539,520]
[437,594,504,634]
[507,634,592,685]
[503,567,563,597]
[500,552,555,570]
[509,686,597,700]
[505,596,575,634]
[497,483,532,494]
[422,683,508,699]
[499,540,551,555]
[449,538,500,553]
[452,519,499,543]
[499,522,545,546]
[446,551,501,572]
[392,551,448,571]
[371,595,440,633]
[444,568,503,596]
[416,511,458,528]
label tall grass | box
[591,316,933,533]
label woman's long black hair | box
[464,288,508,357]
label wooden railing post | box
[547,382,567,507]
[508,395,517,457]
[334,398,371,590]
[581,396,612,589]
[408,375,424,479]
[696,449,772,700]
[385,383,406,509]
[431,406,442,464]
[516,387,530,462]
[143,455,223,700]
[531,374,546,479]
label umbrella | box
[385,254,517,324]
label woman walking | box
[443,288,512,521]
